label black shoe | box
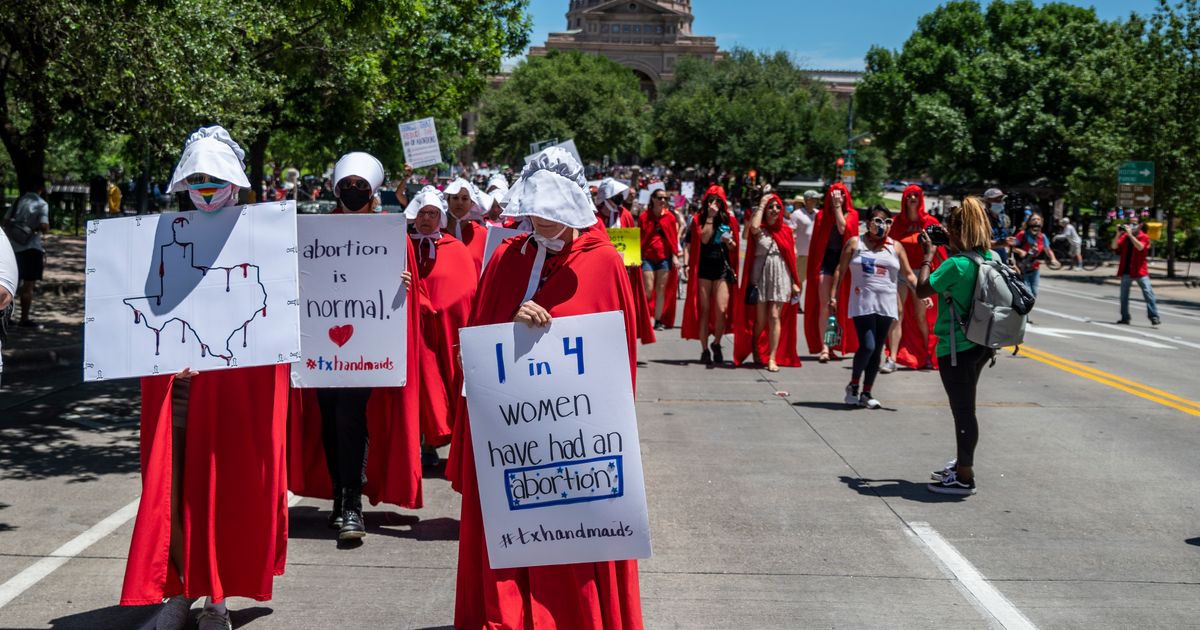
[421,447,441,468]
[710,342,724,364]
[338,509,366,540]
[17,319,41,328]
[700,349,712,365]
[927,471,976,495]
[327,488,343,530]
[1150,317,1161,326]
[653,320,665,331]
[1115,319,1131,325]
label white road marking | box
[1036,307,1200,350]
[1026,324,1176,349]
[909,522,1038,630]
[0,498,140,609]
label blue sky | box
[521,0,1162,70]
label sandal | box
[767,360,780,372]
[818,351,830,363]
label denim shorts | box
[642,258,671,272]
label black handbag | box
[744,284,760,305]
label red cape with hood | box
[600,205,656,344]
[286,242,424,509]
[681,185,741,340]
[889,185,942,369]
[447,227,643,630]
[733,194,802,367]
[803,182,860,355]
[123,364,289,605]
[638,207,680,328]
[455,219,488,275]
[411,232,478,446]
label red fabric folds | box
[638,208,679,328]
[412,233,478,446]
[286,244,424,510]
[681,186,741,340]
[458,220,488,275]
[803,182,860,355]
[600,207,656,344]
[122,364,289,605]
[733,194,802,367]
[448,227,644,630]
[889,185,941,369]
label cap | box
[803,190,821,200]
[983,188,1006,200]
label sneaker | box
[700,348,712,365]
[197,608,232,630]
[1115,319,1131,325]
[710,341,724,364]
[879,357,896,374]
[1150,317,1161,326]
[859,391,881,409]
[844,384,861,406]
[927,470,976,495]
[156,596,194,630]
[930,458,957,481]
[653,320,665,331]
[339,509,366,541]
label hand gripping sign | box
[459,311,651,569]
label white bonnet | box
[501,147,596,229]
[168,125,251,192]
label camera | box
[925,224,950,246]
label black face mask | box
[339,187,372,212]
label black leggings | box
[937,345,993,468]
[852,314,894,390]
[317,388,372,500]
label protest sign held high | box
[398,117,443,169]
[459,311,651,569]
[291,214,408,388]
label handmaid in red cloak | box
[803,182,860,361]
[286,154,424,543]
[447,147,644,630]
[121,127,289,629]
[405,186,478,453]
[733,193,802,370]
[637,181,680,330]
[596,176,655,344]
[886,184,941,370]
[445,177,490,273]
[680,185,740,364]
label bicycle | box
[1045,239,1105,271]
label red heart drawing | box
[328,325,354,348]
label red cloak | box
[286,243,424,509]
[456,219,488,275]
[803,182,860,355]
[681,185,741,340]
[888,185,941,369]
[733,194,802,367]
[122,364,289,605]
[412,232,477,446]
[638,208,680,328]
[448,227,643,630]
[600,206,656,344]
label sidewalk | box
[1039,257,1199,307]
[2,235,85,373]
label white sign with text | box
[398,117,443,168]
[460,311,651,569]
[291,214,408,388]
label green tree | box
[652,49,849,185]
[473,50,649,167]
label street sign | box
[1118,161,1154,185]
[1117,184,1154,207]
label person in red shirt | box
[1012,213,1058,297]
[886,185,940,371]
[638,182,680,330]
[1111,220,1160,326]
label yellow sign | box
[607,227,642,267]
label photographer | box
[1111,220,1160,326]
[914,198,995,496]
[1012,213,1057,297]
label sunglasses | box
[337,179,371,192]
[872,217,894,227]
[185,174,229,186]
[652,195,669,201]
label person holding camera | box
[1012,213,1057,297]
[1112,220,1160,326]
[913,198,996,495]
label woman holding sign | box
[405,185,478,458]
[596,177,655,345]
[804,182,860,362]
[287,152,425,543]
[444,177,489,272]
[681,184,740,365]
[734,192,801,371]
[122,127,288,630]
[448,147,644,629]
[638,182,680,331]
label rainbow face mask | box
[188,181,236,212]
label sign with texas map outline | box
[82,201,301,381]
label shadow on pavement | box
[1186,537,1200,547]
[288,506,459,542]
[838,475,968,504]
[0,417,140,483]
[792,401,862,411]
[45,604,153,629]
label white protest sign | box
[637,190,651,207]
[291,214,408,388]
[481,226,528,276]
[459,311,651,569]
[398,117,443,168]
[83,202,301,381]
[681,181,695,200]
[524,139,583,166]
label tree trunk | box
[249,133,268,204]
[11,143,47,195]
[1166,206,1176,278]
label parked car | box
[883,180,909,193]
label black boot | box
[338,488,366,541]
[327,486,343,530]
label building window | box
[601,23,609,33]
[632,24,640,33]
[622,24,631,32]
[656,25,664,34]
[628,2,637,10]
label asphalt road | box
[1,271,1198,629]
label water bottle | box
[823,315,841,347]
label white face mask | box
[990,203,1005,214]
[532,225,569,252]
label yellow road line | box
[1018,346,1200,417]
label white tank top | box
[848,237,900,319]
